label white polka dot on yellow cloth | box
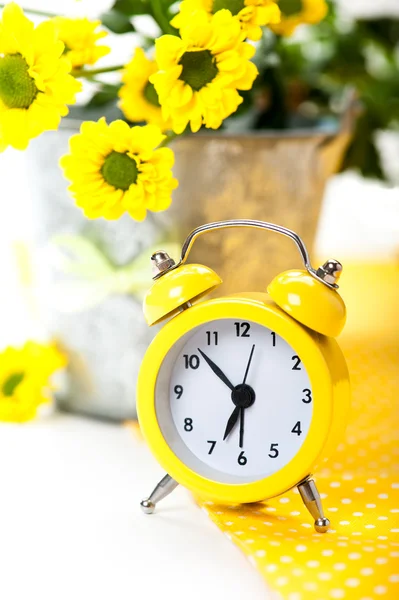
[195,264,399,600]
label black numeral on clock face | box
[183,354,200,369]
[237,451,247,465]
[291,355,301,370]
[184,418,193,432]
[235,322,251,337]
[174,385,183,399]
[302,388,312,403]
[206,331,218,346]
[271,332,276,346]
[291,421,302,436]
[268,443,279,458]
[207,440,216,454]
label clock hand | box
[239,407,244,448]
[243,344,255,384]
[223,345,256,444]
[238,345,255,448]
[197,348,235,391]
[223,405,240,441]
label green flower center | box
[179,50,218,92]
[2,372,25,397]
[101,151,138,191]
[212,0,246,16]
[279,0,303,17]
[0,53,38,109]
[143,81,160,107]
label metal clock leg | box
[297,477,330,533]
[140,474,179,514]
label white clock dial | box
[155,318,313,484]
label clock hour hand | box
[223,405,240,441]
[197,348,235,391]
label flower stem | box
[0,3,56,17]
[150,0,177,36]
[160,132,179,147]
[72,65,125,78]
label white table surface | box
[0,414,268,600]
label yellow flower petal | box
[0,108,30,150]
[168,80,194,108]
[52,17,110,68]
[0,2,34,56]
[271,0,328,36]
[118,48,171,131]
[155,35,185,70]
[171,0,282,41]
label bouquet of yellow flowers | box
[2,1,397,421]
[0,1,331,223]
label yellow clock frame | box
[137,293,350,504]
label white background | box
[0,414,268,600]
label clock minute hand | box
[243,344,255,384]
[239,407,244,448]
[197,348,235,391]
[239,344,255,448]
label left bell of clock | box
[143,251,222,326]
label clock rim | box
[137,294,335,503]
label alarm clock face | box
[155,318,313,484]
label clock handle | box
[176,220,341,290]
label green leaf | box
[112,0,151,15]
[341,112,385,180]
[359,18,399,50]
[101,10,135,33]
[86,88,119,108]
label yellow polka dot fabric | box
[196,262,399,600]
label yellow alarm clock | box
[137,220,350,533]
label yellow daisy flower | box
[60,118,178,222]
[271,0,328,36]
[0,341,67,423]
[0,3,81,152]
[118,48,170,131]
[53,17,110,69]
[171,0,281,42]
[151,9,258,134]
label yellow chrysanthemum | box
[151,9,258,134]
[118,48,171,131]
[0,341,67,423]
[60,118,178,222]
[171,0,281,42]
[53,17,110,69]
[270,0,328,36]
[0,3,81,152]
